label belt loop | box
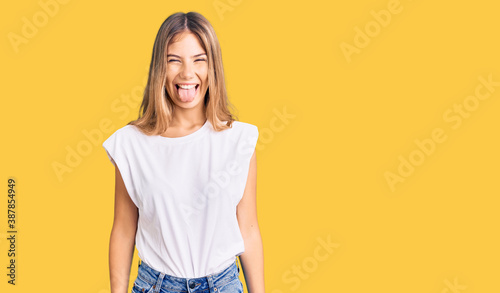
[153,272,165,293]
[207,274,215,293]
[236,257,240,273]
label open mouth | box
[175,84,199,101]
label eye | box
[167,59,179,63]
[195,59,207,62]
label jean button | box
[189,281,196,289]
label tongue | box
[178,86,196,102]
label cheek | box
[200,69,209,83]
[198,65,209,76]
[166,68,178,81]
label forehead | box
[167,32,205,54]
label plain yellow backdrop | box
[1,0,499,292]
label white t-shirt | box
[102,119,259,278]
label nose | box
[179,62,195,79]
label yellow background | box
[1,0,499,292]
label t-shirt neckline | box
[153,119,210,144]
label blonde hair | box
[128,12,238,135]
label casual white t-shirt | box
[102,119,259,278]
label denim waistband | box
[135,258,241,293]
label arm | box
[237,150,265,293]
[109,165,139,293]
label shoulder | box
[230,121,259,134]
[115,124,143,137]
[225,121,259,150]
[103,124,139,143]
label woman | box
[102,12,265,293]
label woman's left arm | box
[237,149,265,293]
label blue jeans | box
[131,258,244,293]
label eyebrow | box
[167,53,207,58]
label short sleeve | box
[102,128,141,208]
[233,124,259,205]
[248,125,259,154]
[236,124,259,157]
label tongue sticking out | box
[177,85,197,102]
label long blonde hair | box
[128,12,238,135]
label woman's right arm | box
[109,165,139,293]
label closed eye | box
[167,59,206,63]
